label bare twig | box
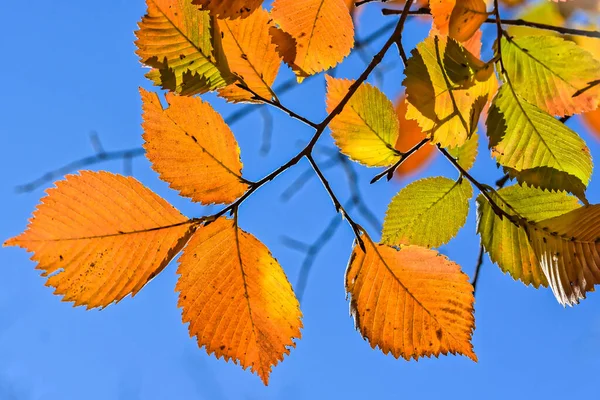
[381,7,600,38]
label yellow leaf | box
[140,89,249,205]
[404,35,498,148]
[271,0,354,79]
[135,0,233,95]
[527,205,600,306]
[191,0,263,19]
[393,94,436,176]
[502,36,600,116]
[4,171,194,309]
[326,76,401,167]
[507,1,564,38]
[382,177,473,248]
[345,235,476,361]
[177,217,302,385]
[217,8,282,102]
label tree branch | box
[381,7,600,38]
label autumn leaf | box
[141,88,249,205]
[430,0,489,43]
[382,177,472,248]
[393,94,436,176]
[501,35,600,116]
[477,185,580,288]
[271,0,354,79]
[447,131,478,171]
[583,108,600,139]
[404,35,497,148]
[4,171,194,309]
[135,0,233,95]
[192,0,263,19]
[507,1,564,38]
[527,204,600,306]
[177,217,302,384]
[326,76,401,167]
[487,85,592,200]
[345,235,476,361]
[217,8,282,102]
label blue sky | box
[2,1,600,399]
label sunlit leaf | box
[487,85,593,200]
[192,0,263,19]
[527,205,600,306]
[218,8,282,102]
[447,131,478,171]
[326,76,400,167]
[4,171,194,309]
[271,0,354,79]
[404,35,497,148]
[583,108,600,139]
[477,185,580,288]
[507,1,563,38]
[345,236,476,361]
[141,88,249,205]
[502,35,600,116]
[393,94,436,176]
[177,217,302,385]
[135,0,233,95]
[430,0,488,42]
[382,177,472,248]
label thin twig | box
[370,138,430,183]
[381,7,600,38]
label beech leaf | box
[345,236,476,361]
[177,217,302,384]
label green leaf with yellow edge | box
[447,132,478,171]
[477,185,580,289]
[135,0,233,95]
[326,76,401,167]
[527,204,600,306]
[507,1,564,38]
[403,35,498,148]
[487,85,593,200]
[502,35,600,116]
[382,177,473,248]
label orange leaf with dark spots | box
[4,171,194,309]
[345,234,477,361]
[141,88,249,205]
[177,217,302,384]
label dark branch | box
[381,7,600,38]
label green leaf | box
[486,85,593,200]
[326,76,401,167]
[382,177,472,248]
[403,36,497,148]
[502,35,600,116]
[477,185,580,289]
[135,0,233,95]
[447,132,478,171]
[527,204,600,306]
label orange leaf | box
[177,217,302,385]
[218,8,282,103]
[134,0,233,95]
[345,235,476,361]
[140,88,249,205]
[394,94,436,176]
[583,107,600,139]
[271,0,354,79]
[191,0,263,19]
[4,171,194,309]
[430,0,486,55]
